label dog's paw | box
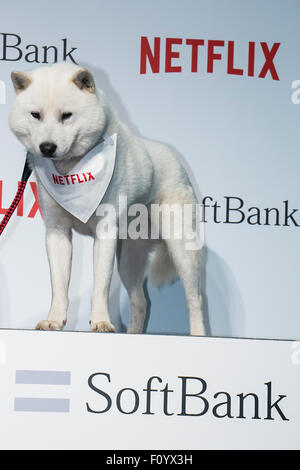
[190,326,206,336]
[36,319,66,331]
[90,320,115,333]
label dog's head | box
[9,62,107,161]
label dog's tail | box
[147,242,178,288]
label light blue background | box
[0,0,299,339]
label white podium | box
[0,329,299,450]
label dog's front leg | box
[90,227,117,333]
[36,227,72,331]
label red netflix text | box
[140,37,280,80]
[52,172,95,185]
[0,180,41,218]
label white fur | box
[9,62,205,335]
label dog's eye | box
[61,112,72,121]
[31,112,41,120]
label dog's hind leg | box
[165,238,205,336]
[117,238,153,334]
[153,185,205,336]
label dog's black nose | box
[40,142,57,157]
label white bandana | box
[32,134,117,223]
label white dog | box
[9,62,205,335]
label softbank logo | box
[86,373,289,421]
[14,370,71,413]
[8,367,290,421]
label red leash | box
[0,155,32,236]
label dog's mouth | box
[41,153,57,160]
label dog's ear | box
[11,71,32,93]
[71,68,95,94]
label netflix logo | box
[140,36,281,80]
[52,172,95,185]
[0,180,41,219]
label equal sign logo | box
[14,370,71,413]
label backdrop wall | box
[0,0,299,339]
